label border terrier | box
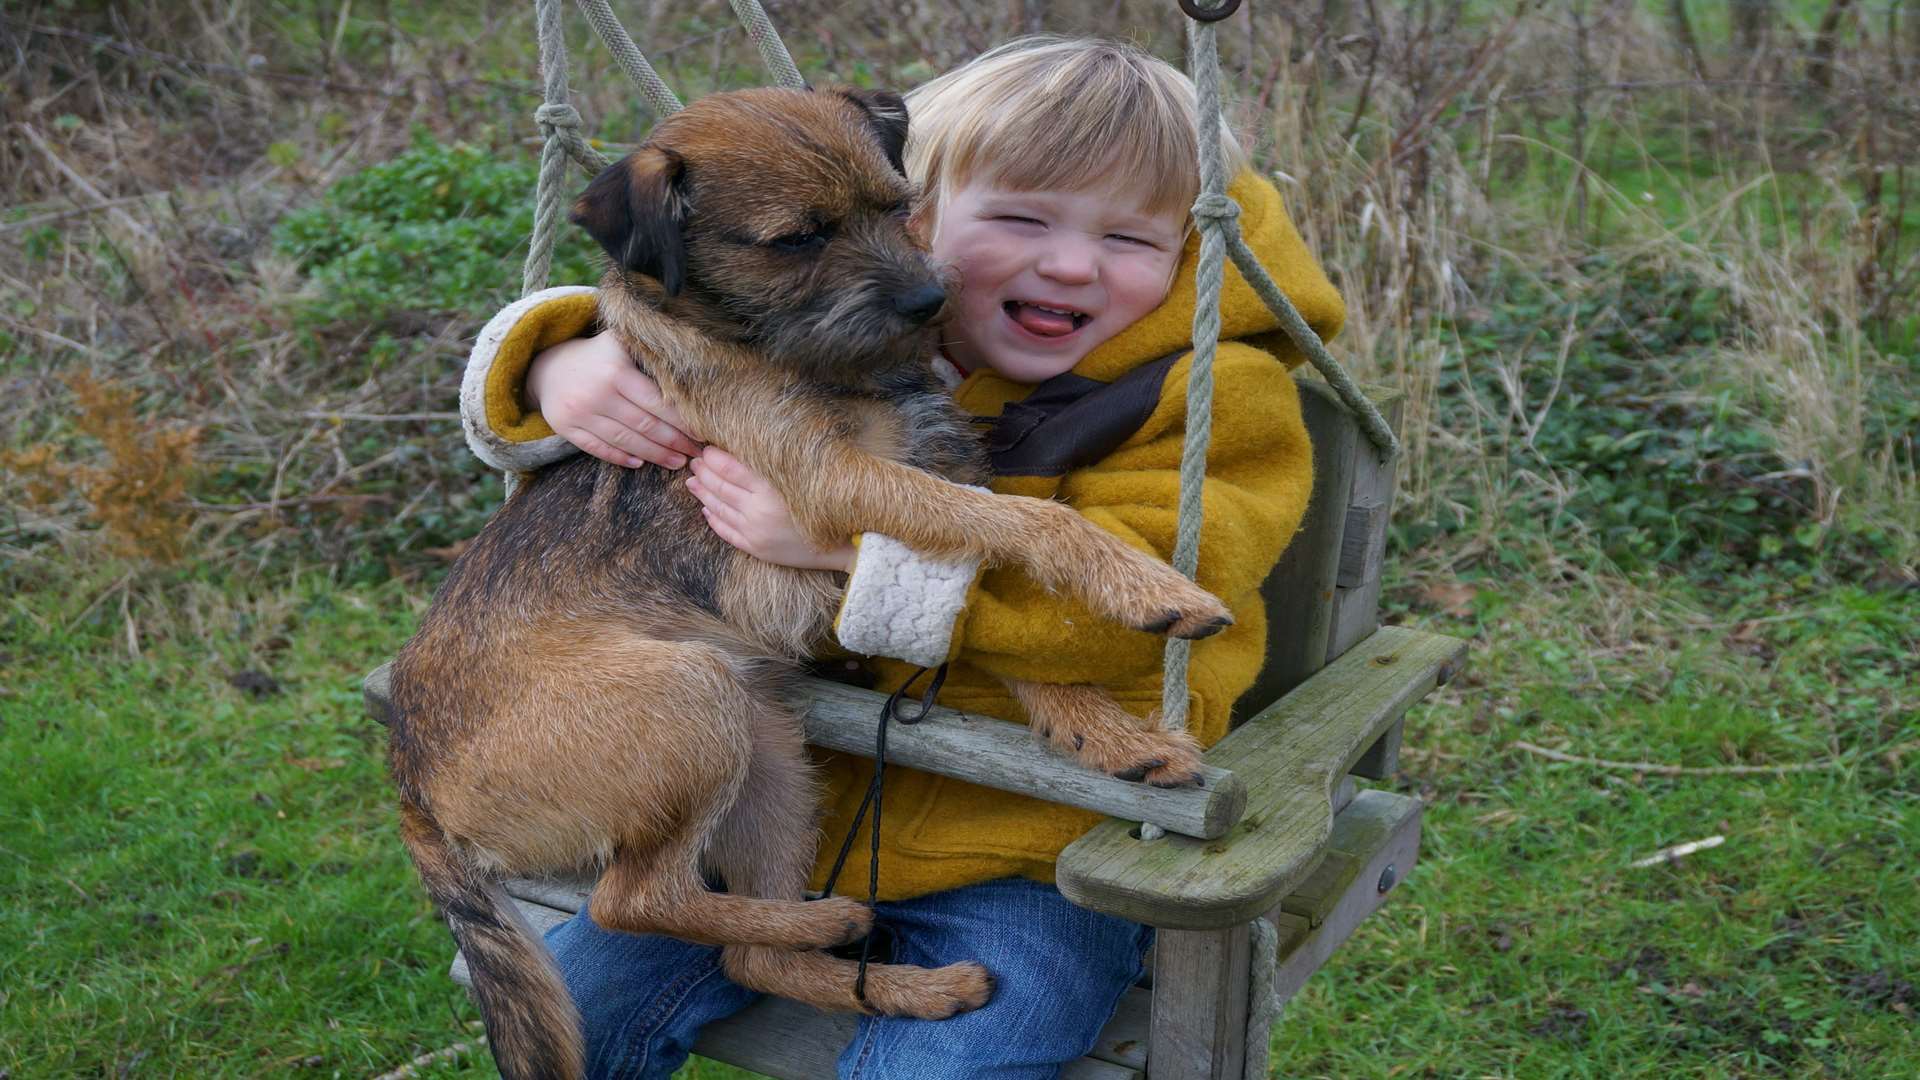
[387,86,1230,1080]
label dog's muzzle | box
[891,284,947,326]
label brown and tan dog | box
[387,86,1228,1080]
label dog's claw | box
[1181,614,1234,640]
[1114,764,1150,782]
[1139,611,1181,634]
[1073,733,1085,750]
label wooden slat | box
[1325,573,1385,667]
[1326,389,1404,666]
[1267,789,1422,1005]
[1148,925,1250,1080]
[362,668,1245,841]
[451,897,1145,1080]
[1335,502,1389,589]
[803,681,1245,840]
[1235,380,1357,719]
[447,899,570,985]
[362,663,394,727]
[1056,626,1466,928]
[1350,716,1404,781]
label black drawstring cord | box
[816,662,948,1005]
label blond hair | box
[902,36,1245,227]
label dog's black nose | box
[892,284,947,324]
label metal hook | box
[1178,0,1242,22]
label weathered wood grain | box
[1235,380,1357,719]
[1325,573,1384,666]
[1335,501,1389,589]
[1266,789,1423,1005]
[1325,388,1403,668]
[1056,626,1466,928]
[1350,716,1404,781]
[361,668,1245,841]
[802,680,1245,840]
[1148,925,1250,1080]
[362,663,393,727]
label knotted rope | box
[1148,0,1400,817]
[1152,14,1396,1073]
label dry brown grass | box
[2,0,1914,592]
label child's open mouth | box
[1003,300,1090,338]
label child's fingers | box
[688,475,747,530]
[581,416,685,470]
[566,427,643,469]
[701,506,750,553]
[699,447,770,492]
[688,456,753,508]
[613,369,701,457]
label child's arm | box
[838,344,1313,680]
[461,286,699,472]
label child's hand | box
[687,448,856,574]
[525,335,702,469]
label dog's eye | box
[769,226,833,253]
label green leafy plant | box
[272,133,600,324]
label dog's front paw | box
[1097,554,1233,640]
[1037,713,1204,788]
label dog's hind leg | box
[584,653,871,952]
[722,944,994,1020]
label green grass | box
[3,555,1911,1078]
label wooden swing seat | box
[363,378,1465,1079]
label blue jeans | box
[546,876,1153,1079]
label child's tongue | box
[1009,302,1077,338]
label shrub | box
[272,134,600,324]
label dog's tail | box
[399,801,584,1080]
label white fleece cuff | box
[836,532,981,668]
[460,284,597,474]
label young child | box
[461,35,1342,1079]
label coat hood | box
[1070,170,1345,384]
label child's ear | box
[570,147,688,295]
[837,88,910,177]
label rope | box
[818,664,948,1005]
[1158,13,1397,1069]
[575,0,684,116]
[1158,16,1233,734]
[524,0,616,297]
[1243,916,1283,1080]
[1224,233,1401,459]
[728,0,807,89]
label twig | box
[296,411,460,423]
[186,494,394,513]
[1630,835,1726,868]
[1510,740,1842,776]
[0,193,164,234]
[369,1035,488,1080]
[16,123,161,248]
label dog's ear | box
[570,147,688,295]
[837,88,910,177]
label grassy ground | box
[3,1,1915,1077]
[5,557,1911,1077]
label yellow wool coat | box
[462,171,1343,902]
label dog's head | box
[571,87,948,376]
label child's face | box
[929,178,1187,383]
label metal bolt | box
[1376,863,1398,894]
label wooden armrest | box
[1056,626,1466,929]
[362,665,1246,841]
